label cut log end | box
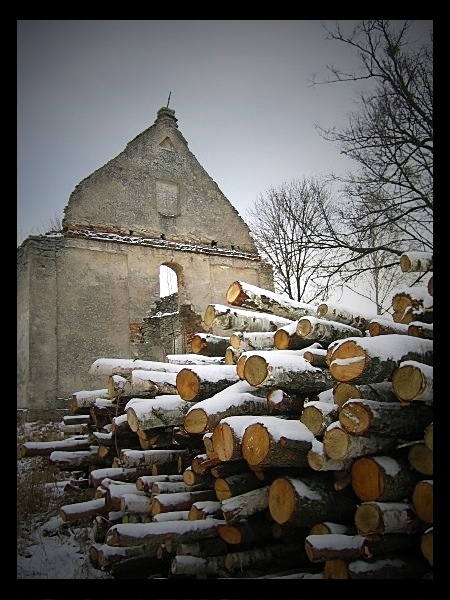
[183,408,208,435]
[203,305,218,328]
[226,281,246,306]
[339,402,371,436]
[354,503,383,535]
[392,364,425,403]
[268,477,296,525]
[191,335,207,354]
[273,329,291,350]
[323,427,349,461]
[176,369,200,402]
[350,457,385,502]
[241,422,270,466]
[329,341,367,383]
[243,354,269,387]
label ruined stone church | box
[17,106,274,410]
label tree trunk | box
[220,486,270,524]
[350,454,421,502]
[151,490,217,517]
[300,401,339,436]
[322,423,398,461]
[135,474,183,493]
[182,466,215,487]
[296,316,362,343]
[170,554,227,577]
[399,251,433,273]
[274,322,314,350]
[309,522,356,535]
[230,330,276,351]
[131,370,178,395]
[316,302,374,334]
[242,350,334,392]
[103,482,146,511]
[152,510,190,523]
[71,388,110,413]
[176,537,228,557]
[217,515,275,545]
[60,497,107,522]
[120,493,152,514]
[188,500,223,520]
[175,364,239,402]
[108,374,133,398]
[167,353,226,365]
[338,399,433,438]
[226,280,317,320]
[268,475,357,528]
[183,385,271,435]
[49,448,108,470]
[305,533,367,562]
[306,439,354,472]
[241,417,314,468]
[88,358,183,379]
[118,448,189,469]
[214,471,267,501]
[332,381,397,408]
[224,542,307,573]
[407,321,433,340]
[105,518,224,549]
[89,466,152,487]
[391,361,433,403]
[266,388,307,413]
[191,333,230,357]
[18,435,91,458]
[190,453,221,475]
[203,302,292,332]
[368,318,409,336]
[354,501,419,535]
[303,347,328,368]
[412,479,433,524]
[126,396,195,431]
[327,335,433,384]
[347,553,429,579]
[150,480,211,495]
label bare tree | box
[246,177,339,304]
[311,20,432,287]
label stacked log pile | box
[17,252,432,579]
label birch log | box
[89,358,183,378]
[300,401,340,436]
[242,350,334,392]
[230,330,276,352]
[212,415,260,462]
[18,435,91,458]
[220,485,270,524]
[391,361,433,404]
[190,333,230,357]
[226,280,317,320]
[118,448,189,469]
[126,395,195,432]
[332,381,397,408]
[296,316,362,343]
[316,302,375,333]
[399,251,433,273]
[322,422,398,461]
[203,303,292,332]
[354,501,419,535]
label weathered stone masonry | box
[17,106,273,409]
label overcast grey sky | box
[17,20,432,249]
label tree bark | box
[182,466,215,487]
[421,527,433,567]
[266,388,307,413]
[49,448,108,469]
[338,398,433,438]
[126,396,195,432]
[203,302,292,332]
[135,474,183,493]
[166,353,225,365]
[220,485,270,524]
[131,369,178,395]
[191,333,230,357]
[226,280,317,320]
[391,361,433,404]
[309,522,356,535]
[350,454,421,502]
[407,321,433,340]
[316,302,375,333]
[241,417,314,468]
[210,459,250,479]
[151,489,217,517]
[105,518,225,549]
[296,316,362,343]
[412,479,433,524]
[327,335,433,384]
[303,347,328,367]
[89,466,152,487]
[18,435,91,458]
[88,358,183,379]
[71,388,110,413]
[176,364,239,402]
[217,515,275,545]
[175,537,228,557]
[188,500,223,520]
[368,318,409,337]
[346,553,429,579]
[60,497,107,522]
[170,554,227,577]
[243,350,334,392]
[224,542,307,573]
[230,330,276,353]
[214,471,267,500]
[399,251,433,273]
[120,493,152,514]
[183,384,271,435]
[118,448,189,469]
[268,475,357,528]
